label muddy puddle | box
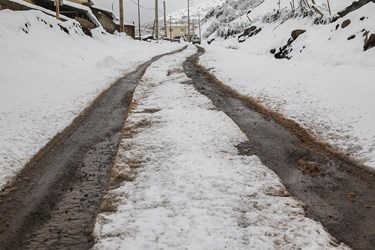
[0,47,186,249]
[183,46,375,250]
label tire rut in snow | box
[183,46,375,250]
[0,46,187,250]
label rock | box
[364,33,375,51]
[347,35,355,40]
[341,19,351,28]
[207,38,215,45]
[243,26,257,36]
[252,27,262,36]
[360,16,365,21]
[270,48,276,54]
[238,36,246,43]
[291,29,306,40]
[335,24,340,30]
[274,44,291,60]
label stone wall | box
[92,9,116,34]
[124,24,135,38]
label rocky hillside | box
[197,0,375,54]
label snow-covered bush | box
[203,0,264,39]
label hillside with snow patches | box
[170,0,375,168]
[188,0,375,169]
[169,0,224,22]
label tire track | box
[184,46,375,250]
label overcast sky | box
[93,0,210,25]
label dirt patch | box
[100,192,121,213]
[167,68,184,76]
[136,108,161,114]
[298,159,326,177]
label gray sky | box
[93,0,210,25]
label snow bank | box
[0,9,182,189]
[248,0,356,20]
[92,45,348,249]
[200,3,375,168]
[169,0,224,22]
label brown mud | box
[183,46,375,250]
[0,46,186,250]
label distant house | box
[161,21,189,40]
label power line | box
[128,0,154,11]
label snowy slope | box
[199,1,375,168]
[0,9,182,189]
[169,0,224,22]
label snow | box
[1,0,374,247]
[247,0,356,20]
[92,45,348,249]
[199,2,375,168]
[5,0,70,20]
[169,0,224,22]
[57,0,101,27]
[0,9,182,189]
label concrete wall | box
[124,24,135,39]
[69,0,89,5]
[91,9,116,34]
[115,24,135,38]
[0,0,32,11]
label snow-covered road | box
[92,46,348,249]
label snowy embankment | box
[200,1,375,169]
[92,46,348,249]
[0,10,182,189]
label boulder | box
[238,36,246,43]
[341,19,351,28]
[364,33,375,51]
[347,35,355,40]
[291,29,306,40]
[253,27,262,36]
[243,26,257,36]
[207,38,215,45]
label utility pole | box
[119,0,124,32]
[192,19,195,38]
[163,1,167,38]
[138,0,141,39]
[327,0,332,15]
[198,13,201,41]
[169,15,172,41]
[55,0,60,20]
[154,0,158,40]
[187,0,190,41]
